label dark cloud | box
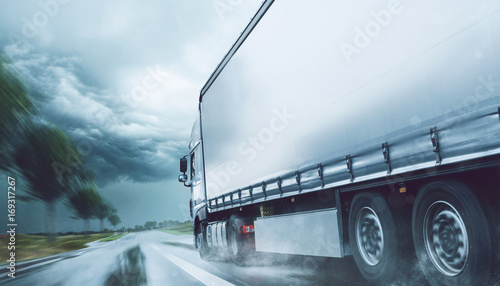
[2,42,187,186]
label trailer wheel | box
[349,192,400,285]
[412,181,491,285]
[197,223,210,260]
[228,216,245,265]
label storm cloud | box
[3,42,188,185]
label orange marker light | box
[242,225,254,234]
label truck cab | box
[178,118,206,227]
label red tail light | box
[242,225,254,234]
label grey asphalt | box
[1,231,370,286]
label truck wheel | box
[197,223,210,260]
[348,192,400,285]
[412,181,491,285]
[228,216,245,265]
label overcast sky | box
[0,0,262,233]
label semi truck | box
[178,0,500,284]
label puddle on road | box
[105,245,147,286]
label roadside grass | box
[0,233,112,262]
[99,233,127,242]
[159,222,192,235]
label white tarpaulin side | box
[200,0,500,205]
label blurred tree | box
[95,201,115,232]
[0,55,34,171]
[108,214,121,229]
[134,225,145,232]
[15,123,83,241]
[144,221,157,230]
[67,185,102,236]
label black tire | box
[228,216,246,265]
[197,223,210,260]
[412,181,491,286]
[348,192,401,285]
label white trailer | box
[179,0,500,284]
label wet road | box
[2,231,372,285]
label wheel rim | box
[355,207,384,266]
[230,226,238,256]
[197,232,203,249]
[423,201,469,276]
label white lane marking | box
[150,244,235,286]
[18,258,63,273]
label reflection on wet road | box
[2,231,374,285]
[106,245,147,286]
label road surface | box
[0,231,418,285]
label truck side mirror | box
[178,174,188,183]
[180,157,187,173]
[178,156,191,187]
